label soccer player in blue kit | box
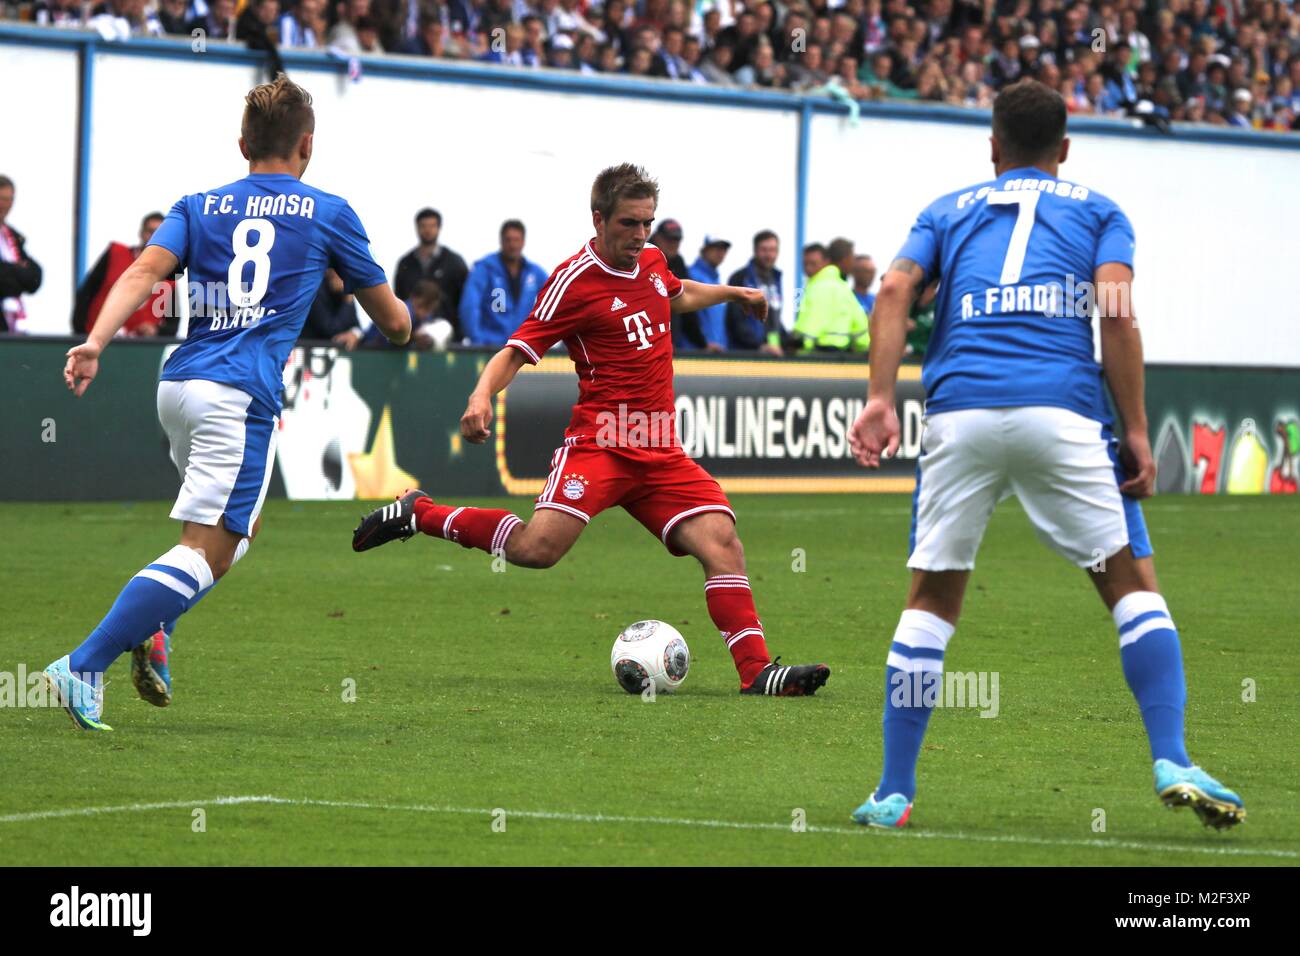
[847,80,1245,830]
[48,76,411,730]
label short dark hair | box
[590,163,659,220]
[141,211,164,229]
[0,175,13,192]
[753,229,778,249]
[415,207,442,225]
[410,279,442,309]
[803,242,828,258]
[992,79,1067,166]
[827,237,854,262]
[500,218,526,238]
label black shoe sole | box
[352,492,426,552]
[741,663,831,696]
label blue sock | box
[157,535,248,638]
[68,545,214,678]
[1114,591,1190,766]
[877,609,954,802]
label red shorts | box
[534,437,734,556]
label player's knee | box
[698,525,744,573]
[205,551,233,581]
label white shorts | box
[157,379,279,538]
[907,406,1152,571]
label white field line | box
[0,795,1294,860]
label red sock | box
[704,574,771,687]
[414,499,523,555]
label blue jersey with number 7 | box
[896,166,1135,424]
[148,173,387,413]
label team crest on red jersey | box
[561,473,589,500]
[649,272,668,297]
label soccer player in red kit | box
[354,164,830,696]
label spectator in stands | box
[516,14,544,67]
[328,0,370,53]
[187,0,234,39]
[686,235,732,352]
[679,35,709,82]
[802,242,828,284]
[0,176,41,335]
[73,211,177,337]
[280,0,326,48]
[652,26,689,79]
[459,219,547,347]
[552,0,602,41]
[481,22,526,64]
[733,38,771,86]
[699,44,737,85]
[394,207,468,335]
[363,278,443,348]
[302,268,362,346]
[1228,87,1255,128]
[86,0,162,38]
[34,0,82,27]
[851,255,877,314]
[794,237,869,354]
[547,33,576,69]
[237,0,286,76]
[725,229,784,356]
[156,0,191,35]
[12,0,1300,136]
[649,218,702,349]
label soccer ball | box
[610,620,690,695]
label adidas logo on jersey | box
[610,296,626,312]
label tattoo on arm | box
[886,257,926,293]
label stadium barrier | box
[2,338,1295,500]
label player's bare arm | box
[461,346,528,443]
[352,283,412,347]
[849,257,924,468]
[1095,261,1154,499]
[64,245,179,397]
[672,279,767,323]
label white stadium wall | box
[0,42,79,329]
[84,54,799,331]
[6,29,1298,367]
[806,113,1300,367]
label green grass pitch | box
[1,494,1295,866]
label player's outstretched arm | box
[1096,262,1154,498]
[353,283,412,347]
[849,258,922,468]
[460,347,528,444]
[63,245,179,397]
[672,279,767,323]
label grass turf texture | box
[1,494,1295,866]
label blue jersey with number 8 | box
[148,172,387,413]
[896,166,1135,424]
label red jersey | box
[507,240,684,439]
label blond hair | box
[241,75,315,162]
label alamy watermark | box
[0,665,102,710]
[890,670,1000,718]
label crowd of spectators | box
[7,0,1298,132]
[56,199,891,357]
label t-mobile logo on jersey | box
[622,310,667,351]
